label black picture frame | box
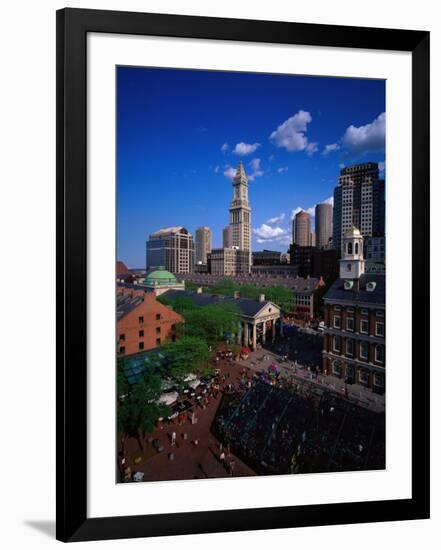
[56,8,430,543]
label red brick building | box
[116,286,183,356]
[322,228,385,393]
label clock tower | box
[229,161,252,251]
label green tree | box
[183,303,240,344]
[161,335,212,387]
[117,362,169,452]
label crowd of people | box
[213,369,385,476]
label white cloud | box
[306,142,319,155]
[269,110,317,154]
[323,143,340,155]
[253,224,287,240]
[291,206,314,219]
[266,213,285,224]
[379,160,386,173]
[248,158,264,181]
[324,196,334,206]
[249,158,261,171]
[339,163,346,170]
[221,142,229,153]
[214,165,220,174]
[256,234,291,246]
[268,154,275,161]
[233,142,261,156]
[277,166,288,174]
[223,165,236,179]
[342,112,385,155]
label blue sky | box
[117,67,385,268]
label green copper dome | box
[144,266,177,286]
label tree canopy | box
[117,362,169,448]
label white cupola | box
[340,226,365,281]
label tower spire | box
[234,160,247,183]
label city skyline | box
[117,67,385,267]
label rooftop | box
[144,267,178,286]
[116,290,145,321]
[323,274,385,305]
[150,226,189,237]
[161,289,279,318]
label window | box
[360,341,369,360]
[333,316,341,329]
[156,313,161,321]
[346,338,354,356]
[139,330,144,337]
[346,263,352,271]
[156,338,161,346]
[333,336,341,353]
[139,342,144,351]
[119,346,125,355]
[347,307,354,313]
[375,322,385,337]
[375,344,384,364]
[119,334,125,341]
[360,308,368,316]
[346,317,354,331]
[347,242,353,254]
[355,242,359,254]
[374,373,384,387]
[334,305,341,312]
[359,369,368,384]
[360,319,369,334]
[156,327,161,334]
[139,316,144,324]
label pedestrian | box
[220,451,225,462]
[194,439,199,446]
[229,460,235,476]
[171,431,176,446]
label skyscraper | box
[222,226,232,248]
[315,202,333,249]
[195,226,212,265]
[146,226,195,273]
[332,162,384,252]
[229,161,251,251]
[293,211,311,247]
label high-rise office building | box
[293,211,311,247]
[332,163,384,252]
[315,202,333,249]
[195,226,212,265]
[146,226,195,273]
[222,226,232,248]
[229,161,251,251]
[210,247,251,276]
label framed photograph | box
[56,8,430,542]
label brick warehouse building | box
[117,286,183,356]
[322,227,385,393]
